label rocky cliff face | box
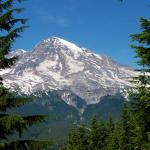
[0,37,137,105]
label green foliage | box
[0,140,52,150]
[130,17,150,149]
[65,124,88,150]
[0,86,31,111]
[105,116,119,150]
[63,116,108,150]
[0,85,52,149]
[0,0,28,69]
[106,116,114,134]
[118,104,134,150]
[0,0,52,149]
[88,115,99,149]
[63,105,137,150]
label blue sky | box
[13,0,149,68]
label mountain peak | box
[35,36,85,59]
[45,36,82,51]
[15,49,27,54]
[0,37,137,105]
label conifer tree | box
[89,115,107,150]
[65,124,88,150]
[105,116,119,150]
[119,104,133,150]
[88,115,99,150]
[130,17,150,149]
[119,1,150,148]
[106,116,114,134]
[105,130,119,150]
[0,0,28,69]
[0,0,51,149]
[97,120,107,150]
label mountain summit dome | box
[33,36,87,59]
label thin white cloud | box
[43,15,69,27]
[37,9,69,27]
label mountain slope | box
[0,37,137,105]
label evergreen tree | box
[88,115,99,150]
[98,120,107,150]
[65,124,88,150]
[106,115,114,134]
[105,116,119,150]
[0,0,28,69]
[119,104,133,150]
[105,131,119,150]
[0,0,51,149]
[130,17,150,149]
[88,115,107,150]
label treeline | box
[62,104,148,150]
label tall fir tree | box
[65,124,88,150]
[88,115,100,150]
[97,120,108,150]
[88,115,107,150]
[0,0,51,149]
[130,17,150,149]
[105,116,119,150]
[106,115,114,134]
[118,103,133,150]
[0,0,28,69]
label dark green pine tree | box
[0,0,51,149]
[97,120,107,150]
[88,115,99,150]
[105,116,119,150]
[65,124,89,150]
[119,103,134,150]
[88,115,107,150]
[130,17,150,149]
[106,115,114,134]
[0,0,28,69]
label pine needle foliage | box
[0,1,51,149]
[130,17,150,149]
[0,0,28,69]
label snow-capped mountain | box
[0,37,137,105]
